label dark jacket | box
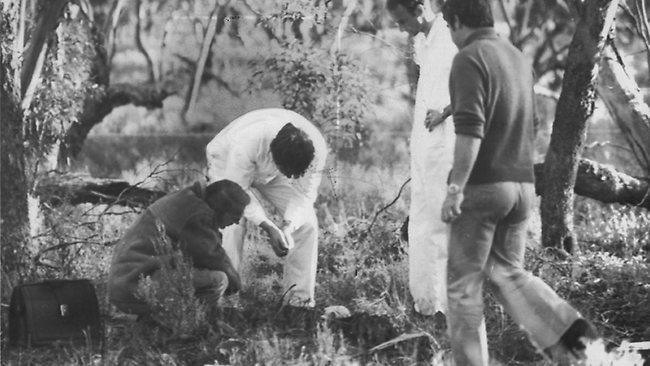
[449,28,536,184]
[108,181,240,308]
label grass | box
[2,159,649,365]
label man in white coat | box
[206,108,328,307]
[387,0,457,317]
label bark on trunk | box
[1,1,30,279]
[540,0,619,253]
[597,44,650,172]
[19,0,68,99]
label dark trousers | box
[113,269,228,315]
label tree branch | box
[535,159,650,209]
[58,82,171,163]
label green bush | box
[250,41,377,159]
[574,197,650,258]
[135,221,209,339]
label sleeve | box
[207,136,270,226]
[282,138,328,231]
[179,215,241,294]
[449,52,487,139]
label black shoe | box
[277,305,319,330]
[545,318,600,360]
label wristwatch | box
[447,183,462,195]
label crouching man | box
[108,180,250,315]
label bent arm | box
[207,141,270,227]
[180,215,241,294]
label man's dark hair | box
[270,123,315,179]
[386,0,423,14]
[205,179,250,215]
[442,0,494,28]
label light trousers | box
[222,178,319,307]
[447,182,581,366]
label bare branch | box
[364,177,411,238]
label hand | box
[441,192,464,223]
[281,221,296,250]
[261,222,290,257]
[424,105,452,131]
[224,268,242,295]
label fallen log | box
[35,174,166,207]
[534,159,650,210]
[36,158,649,210]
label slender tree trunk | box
[134,0,155,83]
[540,0,619,252]
[597,44,650,173]
[183,1,226,120]
[1,0,30,281]
[105,0,126,65]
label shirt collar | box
[462,27,498,48]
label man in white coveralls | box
[206,108,328,307]
[387,0,457,317]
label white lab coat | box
[408,14,457,315]
[206,108,328,307]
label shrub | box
[574,197,650,258]
[250,41,377,159]
[135,221,208,339]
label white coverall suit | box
[408,11,457,316]
[206,108,328,307]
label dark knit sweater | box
[449,28,536,184]
[108,181,239,307]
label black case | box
[8,279,103,346]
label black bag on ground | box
[8,279,102,346]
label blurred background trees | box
[2,0,650,276]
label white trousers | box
[221,177,319,307]
[408,119,454,316]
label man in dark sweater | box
[440,1,599,365]
[108,180,249,315]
